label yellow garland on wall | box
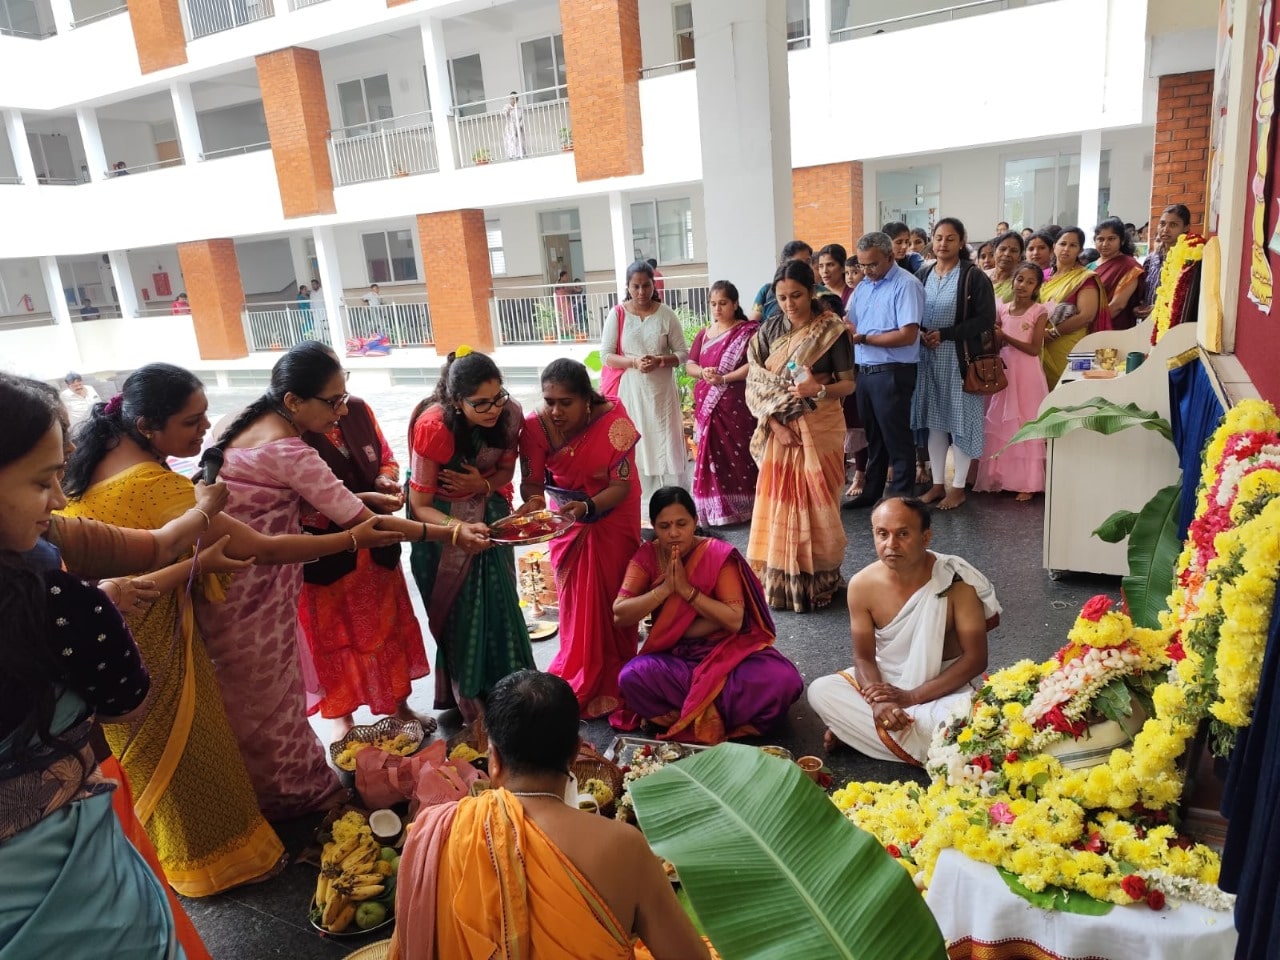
[1149,235,1206,344]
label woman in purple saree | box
[685,281,759,526]
[612,487,802,744]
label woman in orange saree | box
[745,260,856,612]
[613,488,803,744]
[520,359,642,718]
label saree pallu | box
[0,694,183,960]
[522,403,642,717]
[58,464,284,896]
[745,316,849,613]
[1094,254,1144,331]
[618,539,802,744]
[690,322,759,526]
[1040,268,1111,387]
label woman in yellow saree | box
[745,260,856,612]
[1040,227,1110,387]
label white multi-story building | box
[0,0,1218,385]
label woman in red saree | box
[1092,216,1143,331]
[612,488,802,744]
[519,359,642,718]
[686,281,759,526]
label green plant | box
[630,744,946,960]
[559,126,572,148]
[532,301,558,339]
[472,147,490,163]
[673,305,707,416]
[1008,398,1180,628]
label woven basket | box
[445,719,489,758]
[344,938,393,959]
[329,717,429,769]
[571,755,625,818]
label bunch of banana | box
[315,827,388,932]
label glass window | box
[449,55,486,117]
[520,35,567,103]
[673,2,694,66]
[1000,152,1109,231]
[486,219,506,275]
[786,0,809,49]
[631,199,694,264]
[875,166,941,232]
[362,230,417,284]
[338,74,393,133]
[630,201,657,262]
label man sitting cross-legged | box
[807,497,1000,765]
[390,669,709,960]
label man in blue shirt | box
[844,232,923,509]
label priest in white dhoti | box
[808,497,1000,765]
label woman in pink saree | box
[613,488,802,744]
[686,281,759,526]
[519,359,641,718]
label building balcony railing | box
[37,175,86,185]
[0,312,55,330]
[831,0,1025,41]
[639,59,695,79]
[344,299,433,348]
[200,140,271,161]
[243,300,330,352]
[0,175,22,185]
[70,4,126,27]
[182,0,273,41]
[328,112,438,186]
[287,0,327,9]
[453,88,572,169]
[107,157,184,177]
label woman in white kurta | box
[602,260,690,517]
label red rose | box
[1080,595,1115,622]
[1166,639,1186,662]
[1121,874,1148,900]
[885,844,902,859]
[1082,831,1106,854]
[972,754,993,773]
[1146,889,1166,911]
[1005,751,1020,764]
[1037,706,1089,738]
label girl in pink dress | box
[974,262,1050,501]
[198,343,486,819]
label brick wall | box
[178,239,249,360]
[127,0,186,73]
[560,0,643,182]
[1151,71,1213,232]
[793,162,864,251]
[256,48,336,219]
[418,210,495,353]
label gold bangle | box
[451,523,462,546]
[191,508,211,530]
[420,522,429,542]
[685,586,698,604]
[346,531,359,553]
[484,478,492,495]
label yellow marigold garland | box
[1148,234,1205,344]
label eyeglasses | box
[314,393,349,411]
[463,389,510,414]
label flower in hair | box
[455,345,473,358]
[103,394,123,416]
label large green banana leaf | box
[1007,398,1173,448]
[1119,481,1183,629]
[630,743,946,960]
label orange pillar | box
[126,0,187,73]
[256,47,336,219]
[793,161,864,250]
[418,210,494,354]
[178,239,249,360]
[559,0,643,182]
[1150,71,1213,233]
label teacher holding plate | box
[519,358,642,719]
[406,348,533,723]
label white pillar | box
[107,251,140,318]
[75,107,109,181]
[170,82,204,163]
[3,110,38,186]
[1076,129,1103,231]
[420,17,457,173]
[608,191,636,299]
[47,0,73,34]
[39,256,83,367]
[312,225,347,348]
[809,0,830,49]
[288,234,312,290]
[693,0,792,289]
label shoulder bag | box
[600,303,626,399]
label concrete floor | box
[175,386,1115,959]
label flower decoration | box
[1149,234,1206,345]
[455,344,473,358]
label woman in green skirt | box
[406,348,534,721]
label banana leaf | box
[583,349,603,372]
[630,743,946,960]
[1093,508,1139,543]
[1120,481,1183,629]
[1007,398,1173,449]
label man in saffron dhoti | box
[390,670,709,960]
[808,497,1000,765]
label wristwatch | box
[816,385,828,401]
